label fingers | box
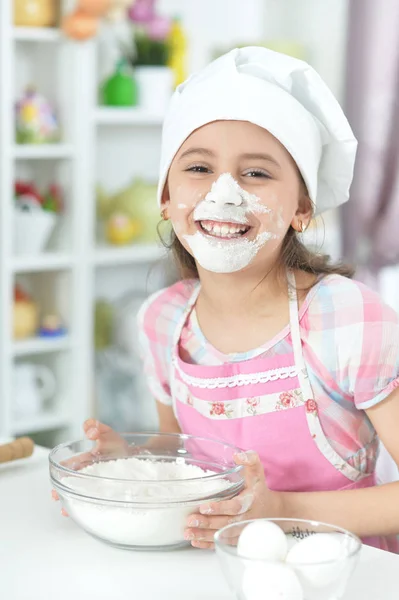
[187,514,242,532]
[57,421,127,475]
[60,450,100,471]
[191,537,239,549]
[83,419,113,441]
[191,540,214,550]
[83,419,128,456]
[51,490,69,517]
[198,453,262,517]
[185,526,217,545]
[185,526,240,547]
[234,451,265,488]
[200,492,254,517]
[184,451,265,552]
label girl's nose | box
[204,173,243,207]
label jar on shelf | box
[14,0,58,28]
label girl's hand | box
[51,419,129,516]
[184,451,284,549]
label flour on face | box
[184,230,274,273]
[182,173,277,273]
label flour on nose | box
[194,173,270,223]
[205,173,269,214]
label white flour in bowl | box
[61,457,232,548]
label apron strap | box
[171,282,201,349]
[170,282,201,418]
[287,269,315,402]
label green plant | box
[127,30,170,67]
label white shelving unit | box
[12,26,62,43]
[0,2,165,443]
[12,144,75,159]
[0,1,93,444]
[12,336,73,358]
[11,253,75,273]
[95,108,164,127]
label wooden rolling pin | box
[0,437,34,464]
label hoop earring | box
[298,220,306,233]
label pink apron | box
[170,271,397,552]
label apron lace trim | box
[174,360,299,389]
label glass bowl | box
[214,518,362,600]
[49,432,244,551]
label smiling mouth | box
[197,219,251,239]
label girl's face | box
[162,120,311,274]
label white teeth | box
[199,221,249,238]
[229,225,243,234]
[220,225,229,236]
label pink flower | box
[210,402,226,416]
[279,392,294,408]
[306,399,318,414]
[146,15,171,41]
[128,0,155,23]
[246,398,260,408]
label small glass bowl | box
[49,432,244,551]
[214,518,362,600]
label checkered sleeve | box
[136,280,196,405]
[334,280,399,410]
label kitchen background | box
[0,0,398,449]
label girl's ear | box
[161,182,170,207]
[160,183,171,220]
[290,194,314,232]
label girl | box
[65,47,399,552]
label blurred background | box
[0,0,398,448]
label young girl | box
[67,47,399,552]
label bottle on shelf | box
[101,58,138,108]
[167,16,187,88]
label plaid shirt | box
[138,275,399,475]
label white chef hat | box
[157,46,357,215]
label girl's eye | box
[244,170,271,179]
[185,165,212,173]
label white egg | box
[237,521,288,561]
[286,533,346,589]
[242,563,304,600]
[286,534,299,552]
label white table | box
[1,447,398,600]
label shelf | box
[11,412,69,436]
[13,144,74,160]
[12,253,75,273]
[13,27,61,42]
[95,107,165,127]
[93,244,165,266]
[12,336,72,357]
